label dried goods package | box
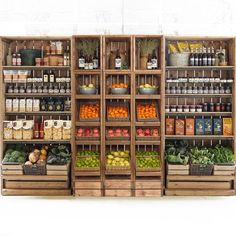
[53,120,63,140]
[44,120,54,140]
[13,120,23,140]
[22,120,34,140]
[62,120,71,140]
[3,121,13,139]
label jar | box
[214,77,220,83]
[40,99,47,111]
[181,86,187,94]
[177,105,183,112]
[55,99,63,111]
[56,77,61,83]
[7,85,14,93]
[192,87,198,94]
[215,103,221,112]
[60,85,66,94]
[204,77,210,83]
[209,77,215,83]
[170,86,176,94]
[176,87,181,94]
[225,86,231,94]
[203,103,208,112]
[48,84,54,94]
[203,86,209,94]
[214,86,219,94]
[209,86,214,94]
[226,103,231,112]
[187,86,193,94]
[198,86,203,94]
[47,100,55,111]
[165,105,170,112]
[219,87,225,94]
[64,100,71,111]
[65,77,71,83]
[19,85,25,93]
[34,122,40,139]
[66,84,71,93]
[190,105,196,112]
[183,105,190,112]
[43,85,48,93]
[37,86,43,93]
[196,105,202,112]
[53,85,59,94]
[209,103,214,112]
[26,85,32,93]
[170,105,177,112]
[32,84,37,93]
[13,85,19,93]
[220,103,225,112]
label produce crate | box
[79,101,100,122]
[136,102,159,122]
[106,102,130,122]
[135,179,162,197]
[74,180,102,197]
[167,164,189,175]
[1,164,23,175]
[136,135,160,141]
[105,166,131,175]
[23,164,46,175]
[105,179,132,197]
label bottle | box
[194,48,199,66]
[6,48,12,66]
[88,55,93,69]
[147,54,152,70]
[115,49,122,69]
[151,50,158,69]
[189,49,195,66]
[12,53,17,66]
[84,55,89,70]
[202,47,207,66]
[16,53,21,66]
[63,45,69,66]
[78,50,85,69]
[43,71,49,83]
[49,70,55,83]
[207,47,212,66]
[211,46,216,66]
[93,50,99,69]
[198,48,202,66]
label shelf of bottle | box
[135,122,161,127]
[3,139,71,144]
[2,66,71,70]
[165,66,234,70]
[135,69,162,75]
[74,69,101,75]
[76,94,100,99]
[104,69,131,74]
[165,135,234,140]
[5,93,71,98]
[135,94,161,99]
[6,111,71,115]
[165,93,232,97]
[76,121,100,126]
[105,95,131,99]
[165,112,232,116]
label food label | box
[19,99,26,112]
[175,119,185,135]
[5,99,12,112]
[204,119,212,135]
[213,118,222,135]
[26,99,33,112]
[195,118,204,135]
[79,58,85,68]
[185,118,194,135]
[115,58,121,68]
[12,98,19,112]
[223,118,232,136]
[166,118,175,135]
[93,59,98,69]
[151,58,158,68]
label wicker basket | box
[190,164,214,176]
[23,164,46,175]
[169,53,190,66]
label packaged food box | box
[204,118,212,135]
[62,120,71,140]
[213,118,222,135]
[44,120,54,140]
[175,119,185,135]
[53,120,63,140]
[13,120,23,140]
[3,121,13,139]
[195,118,204,135]
[166,118,175,135]
[185,118,194,135]
[19,99,26,112]
[223,118,232,136]
[12,98,19,112]
[22,120,34,140]
[5,99,12,112]
[3,70,12,83]
[12,70,19,83]
[26,99,33,112]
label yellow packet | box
[168,43,178,53]
[189,43,203,51]
[177,41,190,53]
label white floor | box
[0,195,236,236]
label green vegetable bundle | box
[47,145,71,165]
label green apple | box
[88,83,95,88]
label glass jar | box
[214,86,219,94]
[177,105,183,112]
[225,86,231,94]
[196,105,202,112]
[183,105,190,112]
[43,85,48,93]
[215,103,221,112]
[220,103,225,112]
[47,99,55,111]
[55,99,63,111]
[181,86,187,94]
[26,85,32,93]
[40,99,47,111]
[64,100,71,111]
[176,87,181,94]
[198,86,203,94]
[192,86,198,94]
[209,86,214,94]
[32,84,37,93]
[219,87,225,94]
[190,105,195,112]
[203,103,208,112]
[66,77,71,83]
[170,105,177,112]
[37,86,43,93]
[166,87,170,94]
[19,85,25,93]
[60,85,66,94]
[165,105,170,112]
[170,86,176,94]
[7,85,14,93]
[203,86,209,94]
[226,103,231,112]
[48,84,54,94]
[187,86,193,94]
[66,84,71,93]
[53,85,59,94]
[209,102,214,112]
[13,85,19,93]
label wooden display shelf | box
[135,70,162,75]
[3,66,70,70]
[104,70,131,75]
[135,140,161,145]
[106,140,131,145]
[106,122,131,126]
[74,69,101,75]
[5,93,71,97]
[105,94,131,99]
[165,135,234,140]
[135,121,161,126]
[165,112,232,116]
[135,95,161,99]
[76,95,100,99]
[75,140,100,145]
[6,111,71,115]
[76,121,100,126]
[166,66,234,70]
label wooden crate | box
[167,164,189,175]
[105,179,132,197]
[135,179,162,197]
[1,164,23,175]
[75,180,102,197]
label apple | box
[76,133,82,137]
[93,128,99,133]
[153,132,159,137]
[93,133,99,137]
[116,129,122,133]
[109,133,115,137]
[115,132,122,137]
[123,133,129,137]
[122,129,128,134]
[108,129,114,135]
[77,128,83,133]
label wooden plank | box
[2,189,71,196]
[135,189,162,197]
[2,165,23,170]
[47,164,69,171]
[2,170,23,175]
[165,189,235,196]
[136,171,161,177]
[2,175,68,181]
[167,175,234,181]
[168,170,189,175]
[74,171,101,177]
[105,180,131,189]
[214,165,235,171]
[135,180,161,189]
[167,181,231,190]
[168,164,189,170]
[105,189,131,197]
[214,171,235,176]
[5,181,69,189]
[75,189,102,197]
[47,170,68,176]
[75,181,101,189]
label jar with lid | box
[7,85,13,93]
[183,105,190,112]
[219,86,225,94]
[56,77,61,83]
[66,83,71,93]
[198,86,203,94]
[48,84,54,94]
[55,99,63,111]
[53,85,59,94]
[220,103,225,112]
[19,85,25,93]
[13,85,19,93]
[32,84,37,93]
[187,86,193,94]
[176,87,181,94]
[165,87,170,94]
[225,86,231,94]
[209,102,214,112]
[177,105,183,112]
[203,86,209,94]
[47,99,55,111]
[192,86,198,94]
[60,85,66,94]
[43,85,48,93]
[65,77,71,83]
[37,85,43,93]
[170,105,177,112]
[64,100,71,111]
[165,105,170,112]
[40,99,47,111]
[196,105,202,112]
[190,105,196,112]
[215,103,221,112]
[26,85,32,93]
[214,86,219,94]
[181,86,187,94]
[170,86,176,94]
[226,103,231,112]
[203,103,208,112]
[209,86,214,94]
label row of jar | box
[3,120,71,140]
[6,83,71,94]
[166,77,233,83]
[166,85,231,95]
[165,102,232,113]
[5,98,71,112]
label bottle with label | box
[194,48,199,66]
[12,53,17,66]
[189,49,195,66]
[88,55,93,69]
[84,55,89,70]
[147,54,152,70]
[198,48,202,66]
[43,71,49,83]
[49,70,55,83]
[151,50,158,69]
[93,50,99,69]
[207,47,212,66]
[16,53,21,66]
[6,48,12,66]
[202,47,208,66]
[211,46,216,66]
[78,50,85,69]
[115,49,122,69]
[64,42,70,66]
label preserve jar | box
[19,85,25,93]
[226,103,231,112]
[209,102,214,112]
[43,85,48,93]
[220,103,225,112]
[170,105,177,112]
[215,103,221,112]
[196,105,202,112]
[170,86,176,94]
[55,99,63,111]
[219,87,225,94]
[225,86,231,94]
[176,87,181,94]
[165,105,170,112]
[37,85,43,93]
[190,105,196,112]
[203,86,209,94]
[60,85,66,94]
[7,85,14,93]
[64,100,71,111]
[40,99,47,111]
[53,85,59,94]
[183,105,190,112]
[177,105,183,112]
[13,85,19,93]
[214,86,219,94]
[165,87,170,94]
[32,84,37,93]
[192,86,198,94]
[47,100,55,111]
[198,86,203,94]
[26,85,32,93]
[181,86,187,94]
[187,86,193,94]
[209,86,214,94]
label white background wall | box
[0,0,235,36]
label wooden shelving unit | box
[164,36,236,196]
[0,36,72,196]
